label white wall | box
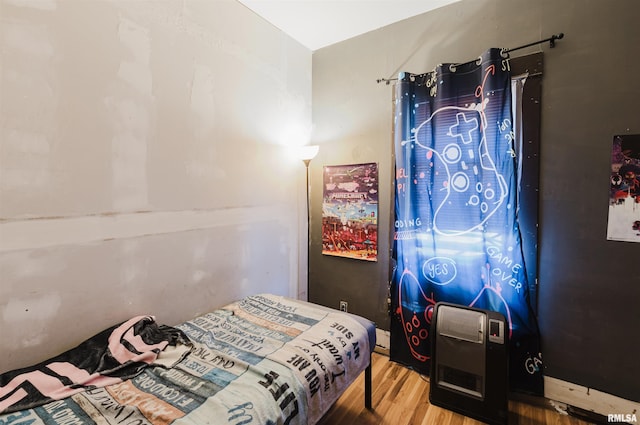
[0,0,312,372]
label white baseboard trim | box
[544,376,639,422]
[374,328,390,355]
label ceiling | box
[236,0,461,51]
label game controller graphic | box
[412,104,509,236]
[397,269,436,362]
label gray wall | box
[309,0,640,402]
[0,0,312,373]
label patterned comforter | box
[0,294,372,425]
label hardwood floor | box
[317,353,595,425]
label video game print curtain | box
[390,48,543,394]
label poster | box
[322,163,378,261]
[607,134,640,243]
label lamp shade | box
[299,145,319,161]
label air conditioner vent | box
[437,304,484,343]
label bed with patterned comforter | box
[0,294,375,425]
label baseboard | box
[374,327,390,355]
[544,376,639,423]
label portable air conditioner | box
[429,302,509,425]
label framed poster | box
[607,134,640,243]
[322,163,378,261]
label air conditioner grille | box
[437,305,484,343]
[438,365,484,399]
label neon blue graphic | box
[390,48,543,394]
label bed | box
[0,294,375,425]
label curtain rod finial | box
[550,33,565,48]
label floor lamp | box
[299,145,319,300]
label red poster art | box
[322,163,378,261]
[607,134,640,243]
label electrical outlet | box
[339,301,348,312]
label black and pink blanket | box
[0,294,373,425]
[0,315,191,414]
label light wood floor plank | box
[317,353,595,425]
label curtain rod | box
[376,33,564,85]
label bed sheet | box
[0,294,373,425]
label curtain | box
[390,48,543,394]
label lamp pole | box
[299,145,319,300]
[304,159,312,299]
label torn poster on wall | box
[607,134,640,243]
[322,163,378,262]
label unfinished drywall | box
[0,0,312,372]
[310,0,640,404]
